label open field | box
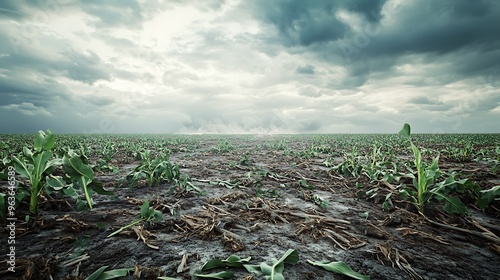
[1,132,499,279]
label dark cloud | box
[83,0,144,28]
[346,0,387,22]
[296,65,315,75]
[248,0,387,47]
[0,76,72,108]
[408,96,451,112]
[61,50,112,84]
[0,0,499,133]
[339,0,500,79]
[409,96,440,105]
[250,0,347,46]
[0,0,29,19]
[84,96,115,107]
[251,0,500,88]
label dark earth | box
[1,135,499,280]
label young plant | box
[43,151,113,211]
[123,150,180,187]
[399,124,466,214]
[12,130,61,214]
[333,147,363,177]
[107,200,163,238]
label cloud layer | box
[0,0,499,133]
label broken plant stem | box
[424,216,500,244]
[107,218,143,238]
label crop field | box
[0,126,499,280]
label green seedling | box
[95,158,119,174]
[214,140,234,154]
[12,130,61,214]
[313,194,330,209]
[44,149,113,211]
[399,123,467,214]
[307,260,369,280]
[243,249,299,280]
[123,150,180,187]
[333,147,364,177]
[107,200,163,238]
[62,149,97,209]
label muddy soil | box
[1,135,499,280]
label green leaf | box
[97,268,132,280]
[438,195,466,215]
[33,151,53,178]
[153,209,163,222]
[201,259,226,271]
[242,264,262,276]
[307,260,370,280]
[46,175,67,191]
[34,129,55,151]
[63,150,96,208]
[141,200,150,218]
[398,123,411,138]
[224,255,251,267]
[85,265,109,280]
[194,271,235,279]
[90,180,115,196]
[157,277,181,280]
[477,186,500,210]
[23,146,34,158]
[63,151,94,181]
[85,265,132,280]
[13,155,33,182]
[246,249,298,280]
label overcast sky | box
[0,0,499,134]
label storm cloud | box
[0,0,498,133]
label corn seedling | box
[214,139,235,154]
[107,200,163,238]
[12,130,61,214]
[444,142,475,162]
[44,150,113,211]
[399,123,468,214]
[333,147,364,177]
[62,149,96,209]
[122,150,180,187]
